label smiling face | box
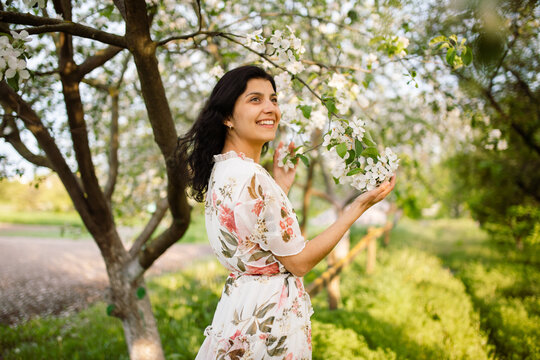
[224,78,281,152]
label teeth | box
[258,120,274,125]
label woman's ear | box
[224,118,234,129]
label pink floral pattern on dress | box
[218,204,237,234]
[197,151,312,360]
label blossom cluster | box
[244,26,306,75]
[276,147,296,171]
[322,118,398,191]
[0,31,31,82]
[327,73,367,115]
[485,128,508,151]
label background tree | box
[416,0,539,248]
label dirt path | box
[0,225,213,325]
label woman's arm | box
[275,175,396,277]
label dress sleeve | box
[234,170,306,257]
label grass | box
[393,218,540,360]
[0,261,226,360]
[0,209,84,227]
[2,218,507,359]
[310,235,492,359]
[0,207,208,243]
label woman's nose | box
[263,99,276,113]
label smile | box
[256,119,276,126]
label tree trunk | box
[327,227,350,310]
[100,231,165,360]
[121,279,164,360]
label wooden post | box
[326,229,349,310]
[366,233,376,274]
[327,252,341,310]
[383,220,392,246]
[307,227,385,297]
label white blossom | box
[10,30,31,42]
[276,147,295,172]
[328,73,347,90]
[497,139,508,151]
[286,61,304,75]
[357,94,369,108]
[350,117,366,140]
[209,65,224,78]
[488,129,502,140]
[274,72,293,93]
[305,109,327,136]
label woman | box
[179,65,396,359]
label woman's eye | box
[271,98,278,104]
[250,97,260,102]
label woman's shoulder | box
[212,155,259,186]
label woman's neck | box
[221,139,262,163]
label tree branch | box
[456,72,540,156]
[1,114,54,169]
[104,54,130,201]
[0,81,95,231]
[52,7,114,231]
[156,30,229,47]
[195,0,202,32]
[120,0,192,274]
[78,45,124,78]
[0,11,127,48]
[129,197,169,258]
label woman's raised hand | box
[348,175,397,216]
[273,141,298,194]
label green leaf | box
[346,168,362,176]
[462,46,473,66]
[333,176,340,185]
[361,146,379,159]
[7,75,19,91]
[298,154,309,167]
[355,138,364,154]
[345,150,355,165]
[446,48,456,66]
[363,131,376,147]
[136,287,146,299]
[323,97,337,115]
[106,304,115,316]
[336,143,348,158]
[429,35,447,46]
[299,105,312,119]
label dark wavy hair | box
[177,65,276,202]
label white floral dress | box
[195,151,313,360]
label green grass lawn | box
[0,209,84,227]
[1,218,537,359]
[393,218,540,360]
[0,208,208,243]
